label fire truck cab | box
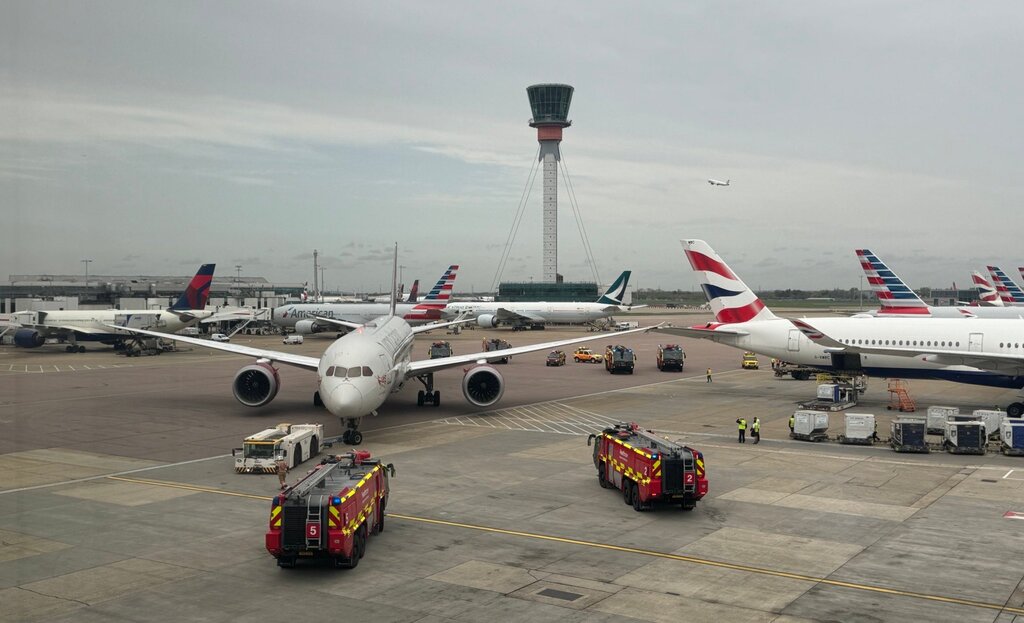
[588,422,708,511]
[266,451,394,569]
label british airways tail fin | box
[855,250,930,315]
[170,264,215,311]
[988,265,1024,306]
[597,271,631,305]
[405,279,420,303]
[682,240,776,323]
[972,270,1003,306]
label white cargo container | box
[792,410,829,441]
[840,413,875,445]
[926,406,959,434]
[972,410,1005,439]
[816,384,840,401]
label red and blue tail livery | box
[988,266,1024,306]
[972,270,1002,306]
[855,250,929,315]
[171,264,215,311]
[682,239,776,324]
[402,265,459,322]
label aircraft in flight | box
[272,265,458,334]
[2,264,216,352]
[110,248,657,444]
[707,179,730,186]
[855,249,1022,318]
[441,270,643,330]
[657,240,1024,416]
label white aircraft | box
[989,266,1024,306]
[657,240,1024,416]
[441,270,643,330]
[855,249,1023,318]
[109,247,657,444]
[272,266,457,334]
[972,271,1003,306]
[2,264,216,352]
[707,179,730,186]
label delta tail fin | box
[170,264,215,311]
[405,279,420,303]
[597,271,631,305]
[682,240,777,323]
[988,265,1024,306]
[855,249,930,315]
[972,270,1003,306]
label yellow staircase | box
[887,379,916,412]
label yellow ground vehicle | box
[741,352,759,369]
[574,347,603,363]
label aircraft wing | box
[410,316,474,335]
[314,316,365,331]
[653,323,750,339]
[406,324,661,378]
[495,308,545,324]
[102,324,320,370]
[788,319,1024,375]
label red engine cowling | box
[462,364,505,407]
[232,362,280,407]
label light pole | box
[81,259,92,289]
[319,267,325,301]
[235,265,242,283]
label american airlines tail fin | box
[855,249,930,315]
[682,240,777,323]
[170,264,215,311]
[597,271,631,305]
[988,265,1024,306]
[418,265,459,308]
[405,279,420,303]
[972,270,1003,306]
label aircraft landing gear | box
[65,345,85,353]
[415,374,440,407]
[313,391,324,408]
[341,418,363,445]
[1008,402,1024,418]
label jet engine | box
[13,329,45,348]
[477,314,499,328]
[461,364,505,407]
[294,319,327,335]
[232,361,280,407]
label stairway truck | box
[233,423,324,473]
[656,344,685,371]
[587,422,708,511]
[266,451,394,569]
[1000,420,1024,456]
[605,345,636,374]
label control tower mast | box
[527,84,573,283]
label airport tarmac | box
[2,314,1024,622]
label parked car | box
[546,350,566,366]
[211,333,231,342]
[573,347,603,363]
[282,335,304,345]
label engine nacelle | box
[232,362,280,407]
[14,329,45,348]
[462,364,505,407]
[477,314,499,328]
[294,319,327,335]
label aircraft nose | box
[325,383,364,418]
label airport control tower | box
[527,83,573,283]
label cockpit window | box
[362,366,373,376]
[348,366,362,378]
[326,366,335,377]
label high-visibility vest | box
[738,419,747,430]
[788,416,795,427]
[752,420,760,433]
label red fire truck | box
[587,422,708,511]
[266,451,394,569]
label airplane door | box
[787,329,800,352]
[969,333,983,352]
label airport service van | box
[233,423,324,473]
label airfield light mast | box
[527,84,573,283]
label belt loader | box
[588,422,708,512]
[266,451,394,569]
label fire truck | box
[428,341,453,359]
[266,451,394,569]
[587,422,708,511]
[483,338,512,364]
[605,344,636,374]
[233,423,324,473]
[656,344,685,371]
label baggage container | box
[944,420,986,455]
[817,384,840,401]
[792,410,829,442]
[926,406,959,435]
[890,417,928,453]
[972,410,1005,440]
[1000,420,1024,456]
[839,413,875,445]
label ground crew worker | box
[706,367,713,383]
[788,414,795,434]
[751,417,761,444]
[870,420,880,443]
[736,417,747,443]
[275,455,289,489]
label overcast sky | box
[3,1,1023,294]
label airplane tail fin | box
[170,264,215,311]
[597,271,631,305]
[988,265,1024,305]
[972,270,1003,306]
[418,265,459,307]
[405,279,420,303]
[855,250,930,315]
[682,240,776,323]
